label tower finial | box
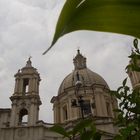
[26,56,32,67]
[77,47,80,54]
[29,56,32,61]
[73,49,87,70]
[77,49,80,54]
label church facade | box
[0,50,132,140]
[0,58,62,140]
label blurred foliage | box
[49,118,101,140]
[111,39,140,140]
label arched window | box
[23,78,29,94]
[83,100,91,116]
[19,108,28,125]
[62,105,68,121]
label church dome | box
[58,50,109,95]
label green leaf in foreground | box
[72,118,93,135]
[43,0,140,54]
[49,125,70,138]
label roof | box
[58,68,109,94]
[58,50,109,95]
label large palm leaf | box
[43,0,140,54]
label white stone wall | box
[0,109,11,128]
[0,125,63,140]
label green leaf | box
[114,135,124,140]
[119,125,137,138]
[80,130,94,140]
[80,131,101,140]
[122,78,127,87]
[72,118,93,135]
[93,132,101,140]
[43,0,82,54]
[117,86,123,93]
[49,125,70,138]
[129,106,140,114]
[119,101,125,108]
[44,0,140,53]
[113,109,123,113]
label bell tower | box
[127,62,140,89]
[127,39,140,89]
[10,58,41,127]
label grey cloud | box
[21,0,64,10]
[0,0,137,123]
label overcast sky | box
[0,0,137,123]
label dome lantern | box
[51,49,118,139]
[58,50,110,95]
[73,49,87,70]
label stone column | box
[134,72,138,84]
[28,78,32,93]
[19,79,23,93]
[14,79,17,93]
[60,106,63,123]
[68,98,71,120]
[110,102,114,117]
[100,94,107,116]
[34,78,38,93]
[29,100,39,125]
[31,78,35,92]
[95,91,102,116]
